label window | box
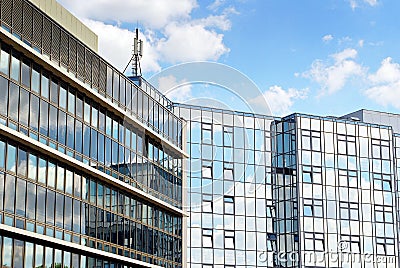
[202,164,212,178]
[302,165,322,184]
[0,140,5,169]
[0,76,8,118]
[223,162,234,180]
[337,134,355,155]
[340,202,359,220]
[202,229,213,247]
[6,144,16,173]
[224,196,234,214]
[19,88,29,126]
[339,169,357,187]
[225,231,235,248]
[304,205,313,216]
[304,233,324,251]
[11,53,20,82]
[377,243,386,255]
[224,126,233,147]
[202,194,212,213]
[202,123,212,144]
[21,60,30,88]
[375,205,393,223]
[47,162,56,188]
[59,85,67,109]
[304,199,322,217]
[8,83,19,122]
[372,139,391,160]
[376,238,395,255]
[0,48,10,75]
[382,178,392,191]
[76,96,83,119]
[84,102,90,124]
[50,80,58,105]
[39,100,49,135]
[41,74,49,99]
[68,89,75,115]
[351,242,360,253]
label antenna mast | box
[132,28,143,77]
[123,28,143,78]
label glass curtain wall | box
[174,104,276,268]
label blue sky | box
[58,0,400,117]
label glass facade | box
[0,0,182,147]
[175,106,400,268]
[2,0,400,268]
[0,0,184,267]
[174,104,277,268]
[0,136,182,266]
[0,42,182,208]
[273,114,399,267]
[0,234,135,267]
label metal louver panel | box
[85,50,92,84]
[92,55,99,89]
[77,43,85,79]
[42,17,52,56]
[32,8,42,47]
[51,24,60,63]
[1,0,13,28]
[69,38,77,74]
[22,1,33,42]
[99,61,107,92]
[60,30,69,67]
[12,0,23,35]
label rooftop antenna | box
[123,28,143,77]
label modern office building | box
[0,0,185,267]
[177,106,400,268]
[273,113,398,267]
[1,1,400,268]
[173,104,277,268]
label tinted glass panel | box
[10,54,20,82]
[29,95,39,131]
[41,74,49,99]
[21,61,30,87]
[0,49,10,75]
[8,83,19,122]
[31,67,40,93]
[19,88,29,126]
[39,100,48,135]
[0,76,8,117]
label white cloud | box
[58,0,233,74]
[368,41,384,47]
[349,0,378,9]
[208,0,225,11]
[358,39,364,47]
[157,22,230,63]
[157,75,193,102]
[195,14,233,31]
[253,86,308,116]
[58,0,197,29]
[364,0,378,6]
[338,36,352,45]
[332,48,358,62]
[303,48,366,95]
[364,57,400,108]
[369,57,400,84]
[322,34,333,43]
